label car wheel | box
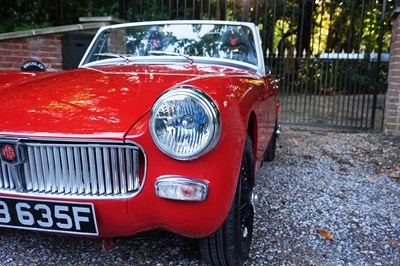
[264,120,279,161]
[199,135,255,266]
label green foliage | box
[0,0,86,33]
[0,0,394,57]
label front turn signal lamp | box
[155,176,208,201]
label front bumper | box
[0,136,244,239]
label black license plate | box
[0,197,98,236]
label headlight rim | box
[149,86,221,161]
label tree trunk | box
[55,0,64,26]
[296,0,313,55]
[219,0,226,20]
[119,0,127,20]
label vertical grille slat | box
[111,148,119,195]
[119,148,127,194]
[46,147,57,192]
[133,151,140,190]
[126,149,133,191]
[1,162,11,188]
[66,147,76,193]
[95,147,105,194]
[103,147,112,194]
[8,166,14,188]
[34,147,45,191]
[0,162,5,188]
[0,142,144,197]
[60,147,69,193]
[81,148,91,194]
[28,147,39,191]
[40,147,51,192]
[88,147,98,194]
[73,147,84,194]
[53,147,63,193]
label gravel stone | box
[0,126,399,265]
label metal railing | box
[267,50,388,130]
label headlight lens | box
[150,86,221,160]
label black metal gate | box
[262,0,392,131]
[116,0,394,130]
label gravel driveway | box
[1,126,399,265]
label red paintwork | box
[0,71,50,89]
[0,62,279,238]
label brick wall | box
[0,18,121,72]
[0,34,63,72]
[385,10,400,136]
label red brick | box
[385,117,399,124]
[12,62,23,69]
[4,56,25,62]
[0,50,11,56]
[40,46,57,52]
[389,11,400,139]
[385,123,397,130]
[0,43,21,50]
[388,76,400,84]
[0,62,15,68]
[386,113,397,118]
[49,52,61,57]
[11,50,30,57]
[50,64,62,70]
[389,68,400,75]
[34,52,50,57]
[387,103,400,111]
[46,41,60,46]
[387,97,399,103]
[44,58,60,64]
[387,90,400,97]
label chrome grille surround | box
[0,139,146,199]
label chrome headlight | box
[150,86,221,160]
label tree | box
[0,0,394,55]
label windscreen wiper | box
[94,53,131,63]
[147,51,194,64]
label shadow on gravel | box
[0,229,206,265]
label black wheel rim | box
[239,153,254,255]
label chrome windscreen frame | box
[79,20,266,77]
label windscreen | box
[82,23,258,66]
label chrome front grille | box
[0,141,145,198]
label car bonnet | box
[0,63,246,140]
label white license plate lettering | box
[55,205,73,229]
[16,202,35,226]
[35,204,53,228]
[0,197,98,236]
[0,201,11,223]
[72,207,91,231]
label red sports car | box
[0,20,279,265]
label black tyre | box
[264,121,279,162]
[199,135,255,266]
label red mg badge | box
[2,145,16,161]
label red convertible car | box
[0,20,279,265]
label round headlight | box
[150,86,221,160]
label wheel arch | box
[246,111,257,187]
